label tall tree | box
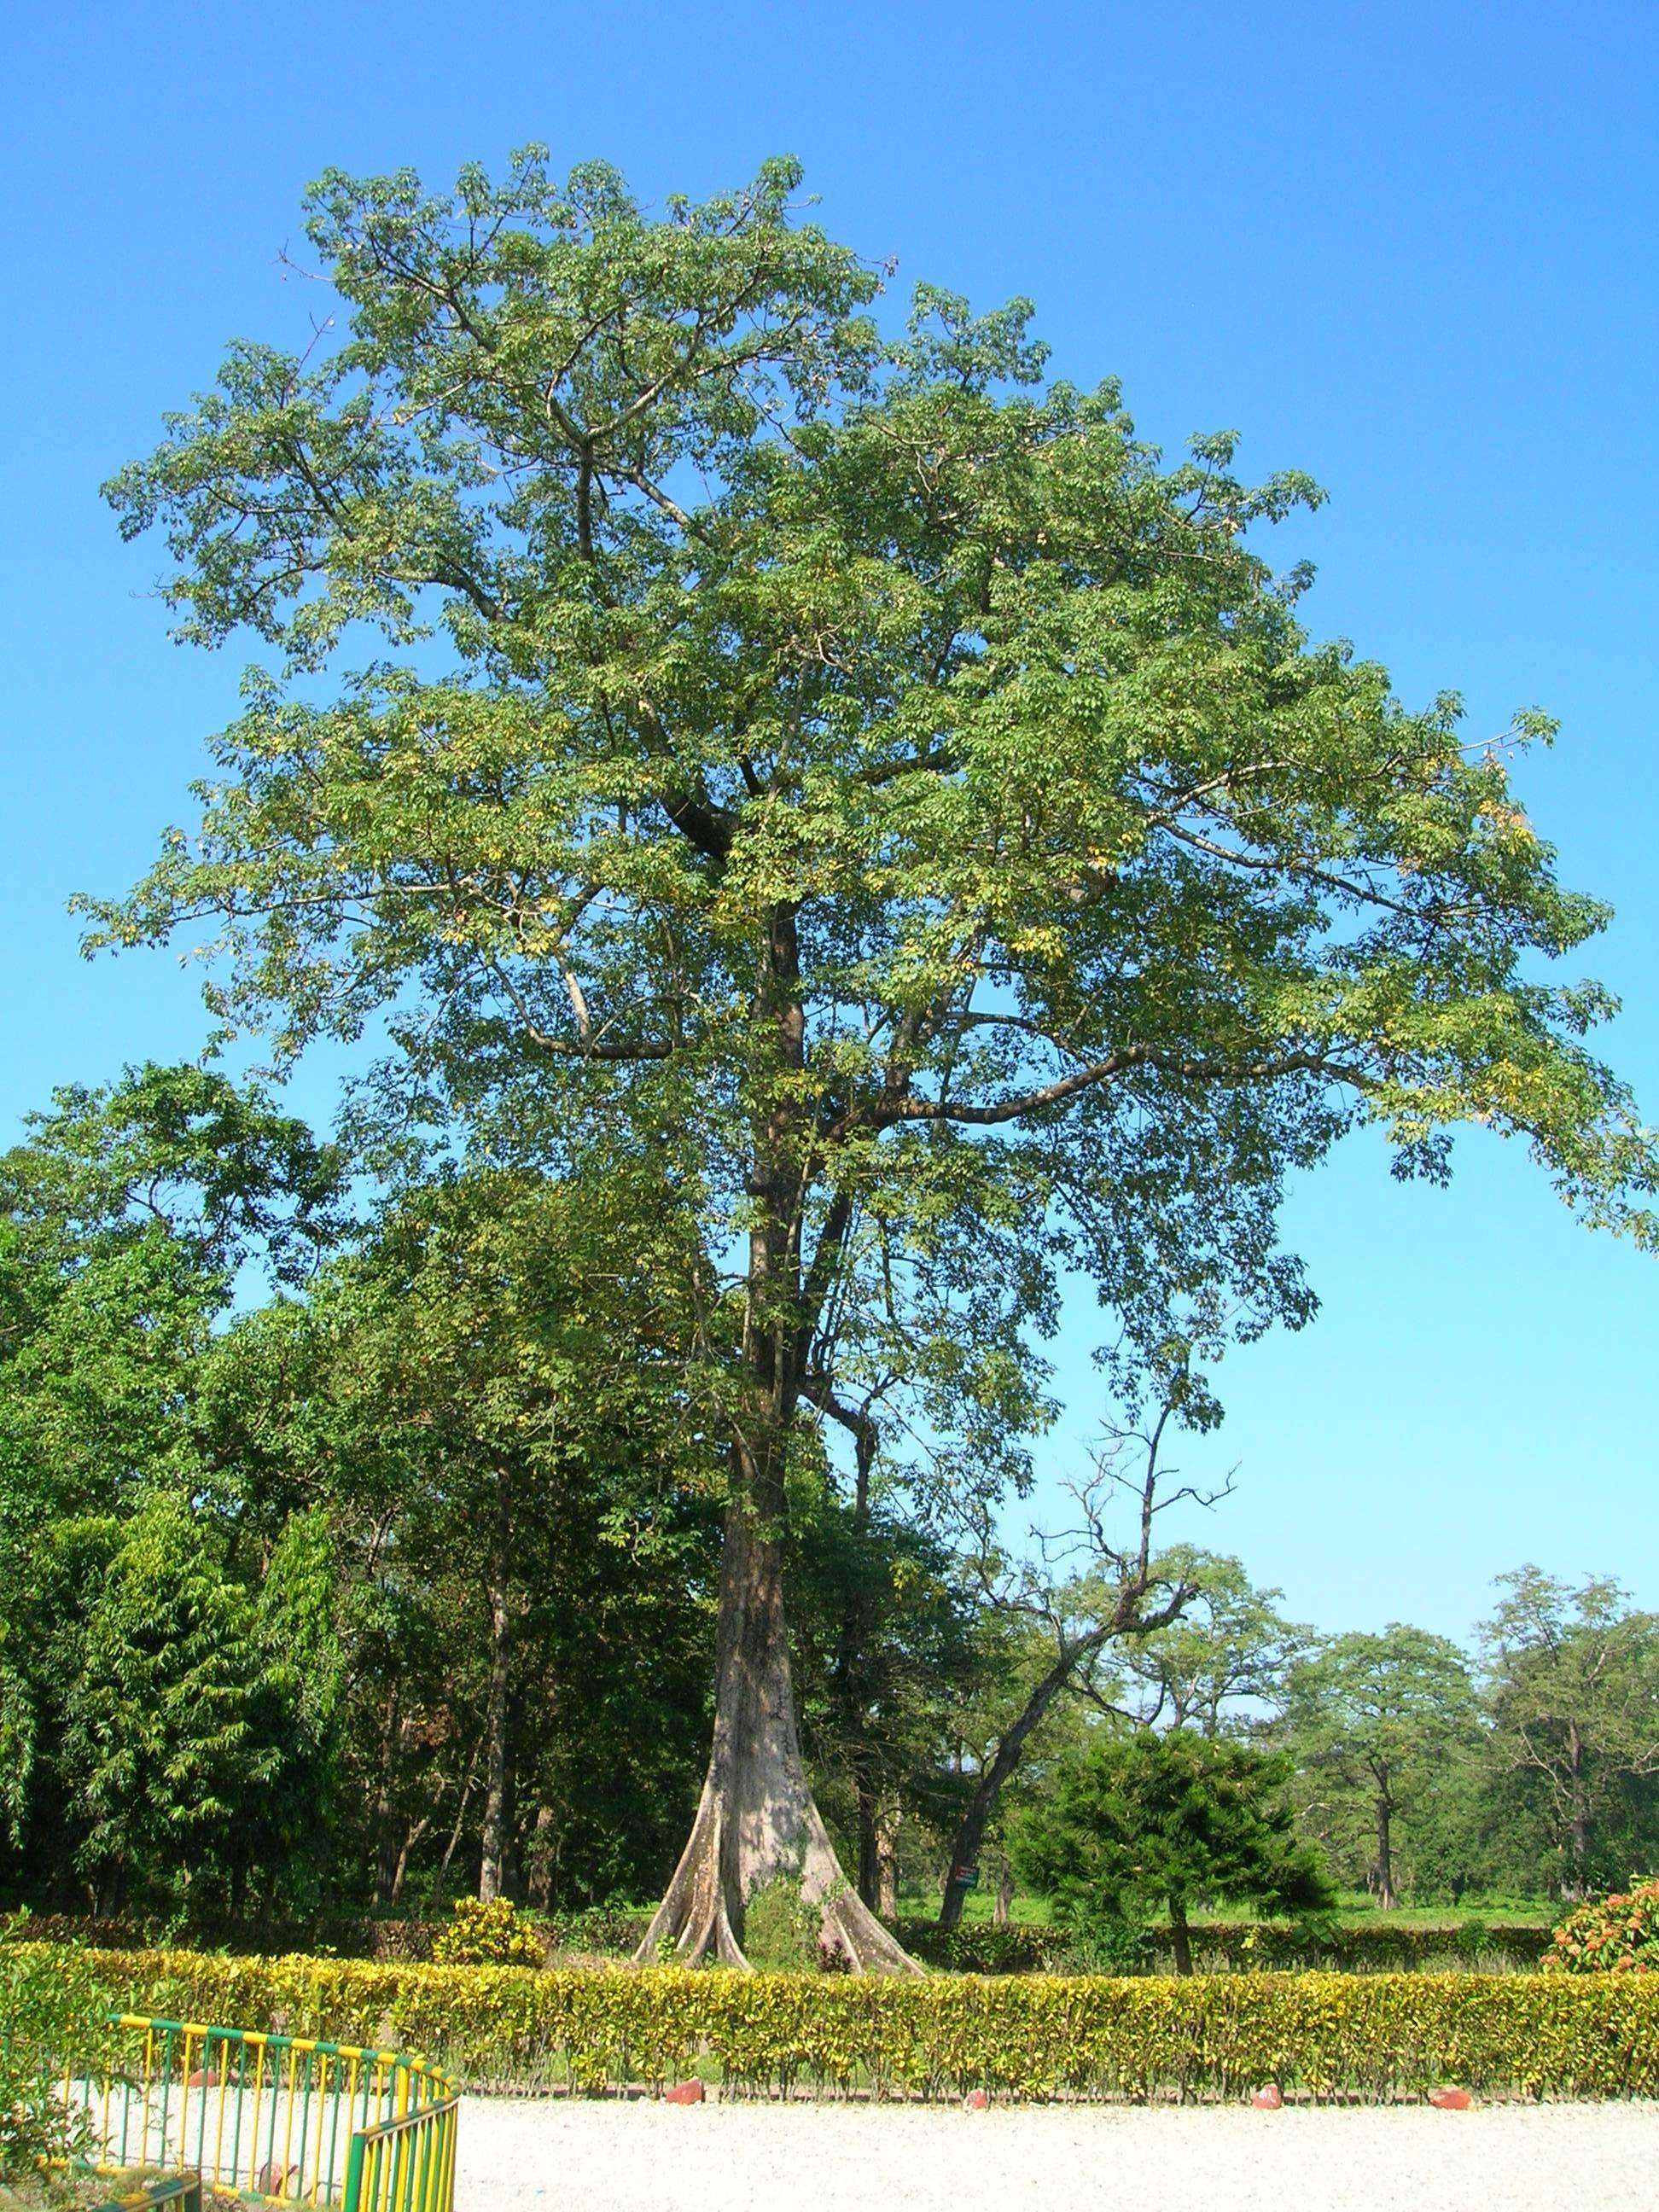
[1281,1625,1480,1908]
[89,154,1658,1965]
[1481,1569,1659,1898]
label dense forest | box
[3,1066,1656,1928]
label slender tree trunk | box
[479,1469,515,1904]
[436,1735,480,1887]
[372,1686,399,1908]
[993,1855,1015,1927]
[855,1763,882,1911]
[1373,1761,1399,1912]
[1565,1724,1589,1899]
[527,1804,557,1913]
[876,1805,900,1920]
[1168,1895,1194,1976]
[391,1815,430,1906]
[939,1656,1082,1929]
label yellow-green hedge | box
[48,1946,1659,2102]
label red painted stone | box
[258,2163,295,2193]
[963,2089,991,2111]
[1250,2085,1283,2109]
[186,2068,220,2089]
[1429,2087,1472,2110]
[663,2078,706,2104]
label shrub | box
[32,1941,1659,2102]
[1544,1879,1659,1974]
[430,1896,544,1968]
[0,1920,115,2192]
[1010,1732,1331,1972]
[891,1917,1554,1976]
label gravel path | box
[453,2094,1659,2212]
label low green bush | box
[31,1942,1659,2102]
[894,1917,1554,1975]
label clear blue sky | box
[3,1,1655,1645]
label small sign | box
[953,1864,981,1890]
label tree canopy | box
[77,149,1659,1965]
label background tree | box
[200,1161,725,1913]
[1280,1625,1480,1909]
[58,1492,278,1915]
[934,1371,1212,1930]
[1012,1727,1331,1972]
[1481,1569,1659,1898]
[88,151,1659,1965]
[0,1066,343,1906]
[1121,1551,1309,1736]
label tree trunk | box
[636,1470,916,1970]
[1168,1895,1194,1976]
[371,1686,399,1908]
[1564,1723,1589,1898]
[478,1470,515,1904]
[876,1805,900,1920]
[527,1803,557,1913]
[938,1655,1080,1929]
[1373,1762,1399,1912]
[855,1767,881,1911]
[638,911,914,1973]
[993,1855,1015,1926]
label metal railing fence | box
[62,2013,457,2212]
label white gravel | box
[452,2094,1659,2212]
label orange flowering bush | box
[1545,1880,1659,1974]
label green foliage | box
[431,1896,544,1967]
[1012,1731,1332,1962]
[1122,1551,1311,1734]
[1481,1570,1659,1895]
[1280,1624,1481,1902]
[0,1923,112,2189]
[739,1878,824,1972]
[895,1915,1554,1975]
[60,1492,280,1909]
[37,1944,1659,2100]
[1545,1878,1659,1974]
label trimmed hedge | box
[894,1918,1556,1976]
[42,1944,1659,2102]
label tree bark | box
[371,1686,399,1908]
[855,1762,881,1911]
[1372,1761,1398,1912]
[876,1805,900,1920]
[478,1468,515,1904]
[939,1655,1080,1929]
[993,1855,1015,1927]
[638,905,916,1973]
[527,1803,557,1912]
[1565,1723,1589,1899]
[1168,1894,1194,1976]
[635,1458,917,1970]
